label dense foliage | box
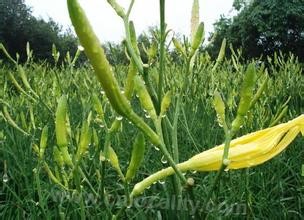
[0,0,303,219]
[0,0,78,62]
[208,0,304,60]
[0,49,303,219]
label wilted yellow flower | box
[132,115,304,197]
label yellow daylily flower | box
[131,114,304,197]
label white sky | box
[24,0,235,43]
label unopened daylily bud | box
[160,91,172,117]
[126,133,145,182]
[108,146,124,179]
[134,76,157,120]
[55,95,73,166]
[56,96,68,148]
[39,126,48,159]
[213,91,225,124]
[53,146,64,168]
[172,38,186,56]
[191,22,204,55]
[124,62,137,100]
[92,94,104,120]
[75,119,91,162]
[232,63,256,132]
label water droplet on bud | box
[116,116,123,121]
[2,173,8,183]
[153,146,160,151]
[161,155,168,164]
[158,180,165,185]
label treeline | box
[0,0,78,63]
[207,0,304,61]
[0,0,303,65]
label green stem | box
[172,97,182,195]
[34,166,47,218]
[201,129,232,215]
[123,19,144,74]
[155,120,187,184]
[74,167,86,220]
[158,0,166,113]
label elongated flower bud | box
[134,76,157,120]
[75,119,91,162]
[55,95,73,166]
[67,0,161,147]
[232,64,256,132]
[124,62,137,100]
[56,96,68,148]
[160,91,171,117]
[213,91,225,126]
[92,94,104,120]
[126,133,145,182]
[67,0,132,117]
[172,38,186,56]
[53,146,64,168]
[190,0,200,42]
[108,146,124,179]
[191,22,204,55]
[39,126,48,159]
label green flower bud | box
[160,91,172,117]
[134,76,157,120]
[55,95,68,148]
[39,126,48,159]
[191,22,204,54]
[92,94,104,120]
[75,119,91,162]
[108,146,124,179]
[55,95,73,166]
[172,38,186,56]
[232,63,256,132]
[126,133,145,182]
[213,91,225,126]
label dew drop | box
[121,90,125,95]
[158,180,165,185]
[145,114,151,119]
[116,116,123,121]
[2,173,8,183]
[153,146,160,151]
[100,90,105,95]
[161,155,168,164]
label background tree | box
[207,0,304,61]
[0,0,79,63]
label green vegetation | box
[0,0,303,219]
[0,0,78,63]
[208,0,304,60]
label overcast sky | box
[24,0,235,43]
